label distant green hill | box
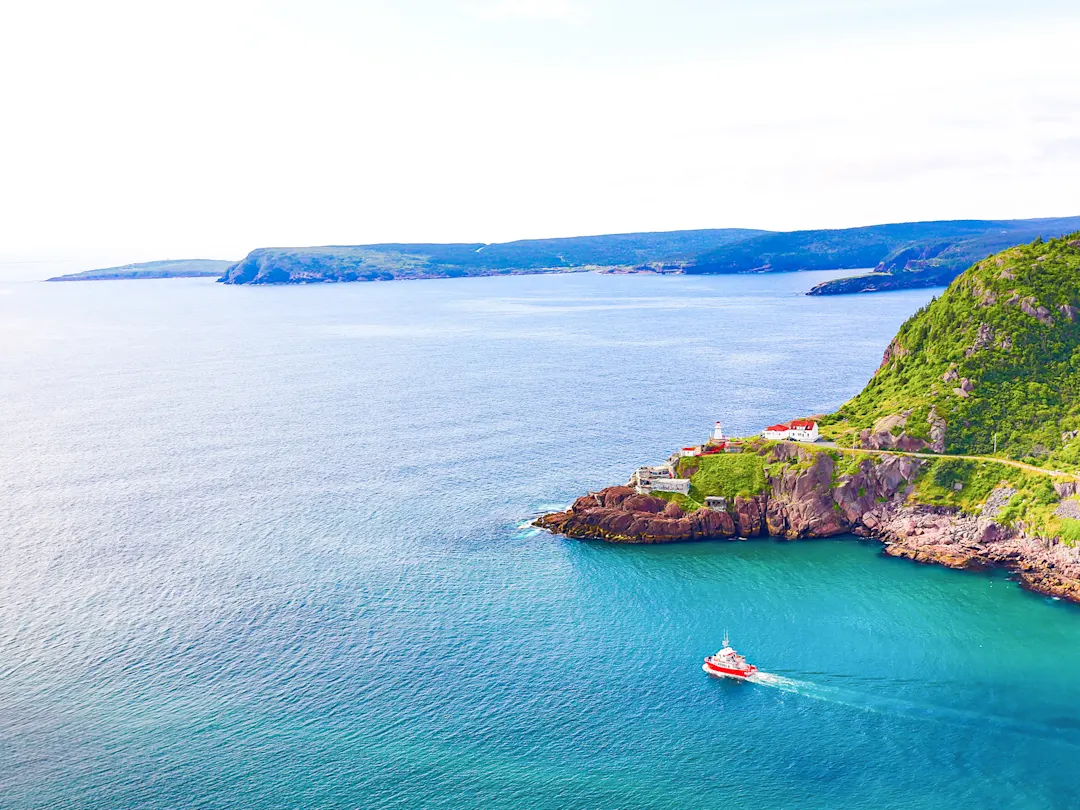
[216,218,1080,290]
[217,229,768,285]
[684,217,1080,294]
[821,233,1080,467]
[47,259,235,282]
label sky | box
[2,0,1080,265]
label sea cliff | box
[536,442,1080,603]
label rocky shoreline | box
[536,443,1080,604]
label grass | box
[686,454,768,501]
[650,491,706,513]
[1058,518,1080,545]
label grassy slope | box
[821,233,1080,467]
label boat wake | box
[745,671,1079,746]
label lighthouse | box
[711,422,726,444]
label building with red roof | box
[761,419,820,442]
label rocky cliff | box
[536,443,1080,603]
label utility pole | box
[993,433,998,454]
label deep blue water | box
[2,270,1080,809]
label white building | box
[648,478,691,495]
[710,422,726,444]
[761,419,819,442]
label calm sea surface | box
[2,270,1080,809]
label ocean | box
[2,270,1080,809]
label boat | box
[702,633,758,679]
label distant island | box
[57,216,1080,295]
[538,234,1080,603]
[46,259,236,282]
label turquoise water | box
[2,271,1080,809]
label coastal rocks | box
[733,495,767,537]
[980,486,1017,519]
[536,446,924,545]
[535,486,738,544]
[874,503,1080,602]
[766,450,848,538]
[535,452,1080,603]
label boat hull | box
[702,660,757,679]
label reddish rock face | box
[534,445,1080,604]
[859,428,930,453]
[535,445,922,545]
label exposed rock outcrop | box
[966,323,994,357]
[536,446,923,544]
[878,337,907,370]
[536,448,1080,603]
[928,407,947,453]
[1017,295,1055,325]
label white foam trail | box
[746,671,803,691]
[746,671,1078,746]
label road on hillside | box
[802,441,1078,481]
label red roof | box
[789,419,817,429]
[765,424,789,432]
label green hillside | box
[821,234,1080,469]
[47,259,234,281]
[217,218,1080,287]
[217,229,767,284]
[685,216,1080,294]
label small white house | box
[762,423,790,441]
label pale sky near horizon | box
[2,0,1080,265]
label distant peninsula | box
[216,217,1080,293]
[60,216,1080,294]
[538,234,1080,603]
[215,229,765,285]
[46,259,235,282]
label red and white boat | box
[702,634,758,679]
